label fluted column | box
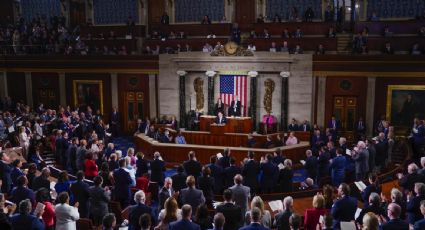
[177,70,187,128]
[247,71,258,131]
[280,71,290,131]
[206,71,216,115]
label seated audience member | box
[380,203,408,230]
[304,194,328,230]
[411,43,422,55]
[299,178,317,190]
[282,28,291,38]
[245,196,271,228]
[159,177,174,209]
[10,199,45,230]
[285,132,298,146]
[315,44,326,55]
[197,167,214,206]
[407,182,425,225]
[216,189,242,230]
[179,176,205,213]
[264,136,274,148]
[140,213,152,230]
[362,212,379,230]
[183,151,202,179]
[194,204,212,230]
[128,190,154,230]
[175,130,186,144]
[157,197,182,229]
[361,173,381,208]
[269,42,278,52]
[273,14,282,23]
[293,44,303,54]
[414,200,425,230]
[202,43,213,53]
[263,29,271,39]
[10,176,35,206]
[279,159,294,193]
[356,192,385,224]
[288,119,298,131]
[102,213,116,230]
[211,213,225,230]
[55,192,80,230]
[382,42,394,54]
[331,183,357,229]
[293,28,303,38]
[201,15,211,25]
[289,214,301,230]
[89,176,110,226]
[274,196,293,230]
[169,204,200,230]
[241,208,270,230]
[398,163,425,192]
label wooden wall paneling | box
[148,0,166,24]
[6,72,26,103]
[235,0,256,25]
[31,72,59,108]
[65,73,112,121]
[324,77,368,127]
[0,0,14,23]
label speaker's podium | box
[209,123,227,135]
[199,115,252,133]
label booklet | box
[355,208,362,220]
[216,153,223,159]
[354,181,367,191]
[340,221,356,230]
[278,163,284,170]
[300,160,306,165]
[268,200,283,212]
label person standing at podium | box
[215,112,227,125]
[214,98,225,116]
[228,95,241,117]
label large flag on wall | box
[219,75,247,116]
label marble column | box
[316,76,327,127]
[148,74,157,119]
[25,72,33,107]
[59,73,66,106]
[248,71,258,130]
[366,77,376,136]
[177,70,187,128]
[0,72,8,98]
[110,73,119,109]
[280,71,290,131]
[206,71,216,115]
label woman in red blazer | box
[304,194,329,230]
[84,152,98,180]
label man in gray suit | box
[352,141,369,181]
[229,174,250,223]
[179,175,205,214]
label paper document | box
[216,153,223,159]
[345,149,352,156]
[340,221,356,230]
[300,160,306,165]
[355,208,362,220]
[8,126,15,133]
[212,201,222,209]
[354,181,366,191]
[268,200,283,212]
[278,163,284,170]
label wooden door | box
[148,0,166,24]
[69,1,86,27]
[235,0,255,25]
[123,91,145,133]
[333,96,357,140]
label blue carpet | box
[293,169,307,183]
[112,137,136,156]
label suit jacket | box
[356,121,366,133]
[242,160,260,191]
[274,209,292,230]
[171,172,187,192]
[216,202,242,230]
[0,160,12,193]
[70,180,90,218]
[399,173,425,192]
[55,203,80,230]
[150,159,166,184]
[304,156,318,180]
[169,219,200,230]
[330,196,357,229]
[224,165,241,188]
[380,218,409,230]
[32,175,50,192]
[260,162,278,190]
[11,186,35,206]
[300,124,311,132]
[414,218,425,230]
[352,149,369,175]
[228,100,241,116]
[328,119,342,132]
[407,195,425,224]
[10,213,45,230]
[215,116,227,125]
[197,176,214,203]
[88,185,110,217]
[208,163,224,194]
[229,184,250,219]
[158,186,173,209]
[183,160,202,178]
[113,168,132,201]
[288,123,298,132]
[128,203,154,230]
[135,158,149,177]
[179,187,205,212]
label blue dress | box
[330,156,346,187]
[55,180,75,203]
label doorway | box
[333,96,357,140]
[123,91,144,134]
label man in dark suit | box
[218,148,231,169]
[355,117,366,140]
[311,129,324,153]
[375,133,388,170]
[399,163,425,192]
[331,183,357,229]
[288,118,298,132]
[229,175,250,224]
[160,12,170,25]
[260,154,278,194]
[70,171,90,218]
[215,112,227,125]
[216,189,242,230]
[150,152,166,186]
[414,200,425,230]
[110,107,120,137]
[223,158,241,189]
[183,151,202,179]
[241,207,269,230]
[179,176,205,213]
[228,96,241,117]
[317,147,330,185]
[208,156,224,195]
[128,190,155,230]
[0,151,12,194]
[328,116,342,136]
[171,165,187,192]
[169,204,200,230]
[208,213,225,230]
[10,176,35,206]
[32,167,50,192]
[113,158,133,208]
[412,120,425,160]
[407,183,425,225]
[300,120,311,132]
[158,177,174,209]
[10,199,44,230]
[274,196,293,230]
[242,152,260,195]
[381,203,409,230]
[304,150,317,182]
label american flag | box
[219,75,247,116]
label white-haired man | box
[352,141,369,180]
[274,196,293,230]
[128,190,154,230]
